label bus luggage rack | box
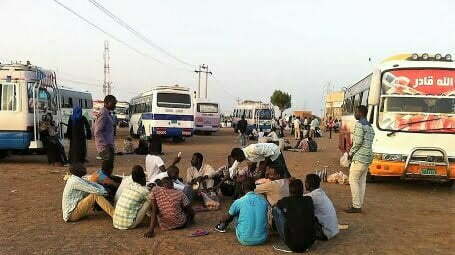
[402,147,450,181]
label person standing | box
[303,117,309,130]
[310,117,319,138]
[94,95,117,167]
[327,117,334,139]
[293,117,301,140]
[237,115,248,147]
[67,106,92,164]
[346,105,375,213]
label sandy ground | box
[0,128,453,255]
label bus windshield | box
[157,93,191,109]
[255,109,272,120]
[116,107,128,114]
[197,103,218,113]
[378,68,455,133]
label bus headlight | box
[422,53,429,60]
[445,54,452,61]
[411,53,419,60]
[434,53,442,61]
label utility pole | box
[103,40,112,96]
[194,64,212,99]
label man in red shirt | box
[144,177,195,238]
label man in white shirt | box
[145,153,180,184]
[293,117,301,140]
[230,143,291,178]
[267,127,279,142]
[304,174,339,240]
[310,118,320,138]
[186,152,217,190]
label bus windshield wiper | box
[387,118,441,136]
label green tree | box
[270,90,292,117]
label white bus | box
[340,53,455,182]
[59,86,93,135]
[0,62,63,158]
[129,85,194,140]
[115,101,129,127]
[232,100,274,134]
[194,98,220,134]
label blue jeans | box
[272,207,286,241]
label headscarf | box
[71,106,82,122]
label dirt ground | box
[0,128,453,255]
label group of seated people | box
[284,135,318,152]
[62,142,338,252]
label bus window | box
[353,94,361,108]
[84,99,88,109]
[68,98,73,108]
[0,83,17,111]
[361,89,369,106]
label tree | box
[270,90,291,117]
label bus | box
[194,98,220,134]
[59,86,93,135]
[232,100,274,134]
[115,101,129,127]
[129,85,194,140]
[0,62,63,158]
[340,53,455,182]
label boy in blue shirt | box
[215,177,268,246]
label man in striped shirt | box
[346,105,375,213]
[113,165,150,230]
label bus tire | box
[0,150,8,159]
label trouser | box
[100,146,115,166]
[239,133,247,147]
[272,207,286,242]
[310,129,315,138]
[269,154,291,178]
[130,200,151,229]
[328,127,332,139]
[294,128,300,140]
[68,194,114,221]
[349,161,369,209]
[182,185,194,201]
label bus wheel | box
[0,150,8,159]
[366,171,376,183]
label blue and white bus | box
[129,85,194,140]
[231,100,274,134]
[0,62,63,158]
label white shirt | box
[149,172,186,191]
[293,119,301,129]
[310,119,319,129]
[229,143,281,178]
[186,164,217,189]
[267,131,279,141]
[305,188,339,239]
[303,118,308,125]
[145,155,165,182]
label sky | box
[1,0,453,115]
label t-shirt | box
[228,192,268,246]
[254,179,290,206]
[150,186,190,230]
[149,172,186,191]
[186,164,216,189]
[305,188,339,239]
[145,155,165,182]
[293,119,301,129]
[276,196,315,252]
[113,181,150,230]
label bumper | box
[194,125,219,132]
[370,159,455,180]
[151,127,193,137]
[0,131,32,150]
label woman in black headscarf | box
[67,106,92,164]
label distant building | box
[325,91,344,120]
[293,110,313,120]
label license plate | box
[421,168,437,175]
[171,120,177,124]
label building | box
[293,110,313,120]
[324,91,344,120]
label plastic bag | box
[327,171,349,184]
[201,191,220,210]
[340,152,351,168]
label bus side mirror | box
[368,69,381,105]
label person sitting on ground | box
[307,136,318,152]
[123,137,134,154]
[113,165,151,230]
[144,177,195,238]
[254,165,290,207]
[266,127,279,142]
[273,179,315,253]
[304,174,339,240]
[88,160,122,201]
[62,163,114,222]
[213,155,236,197]
[145,147,180,184]
[230,142,291,179]
[186,152,216,191]
[150,165,193,201]
[215,177,269,246]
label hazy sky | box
[1,0,453,115]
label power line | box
[52,0,164,64]
[87,0,195,69]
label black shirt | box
[276,196,315,252]
[237,119,248,134]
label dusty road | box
[0,128,453,255]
